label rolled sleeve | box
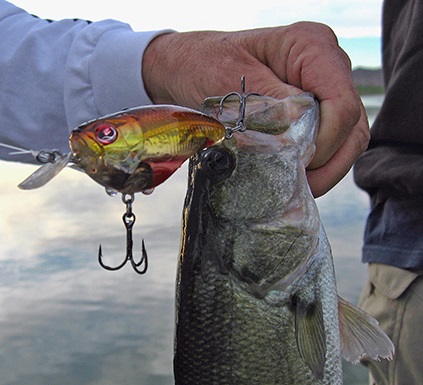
[65,21,174,129]
[0,0,174,162]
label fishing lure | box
[1,104,227,274]
[69,105,226,195]
[1,77,255,274]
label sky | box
[10,0,383,68]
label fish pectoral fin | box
[295,298,326,380]
[338,296,395,364]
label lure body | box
[69,105,226,193]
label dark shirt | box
[354,0,423,269]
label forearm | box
[0,0,171,162]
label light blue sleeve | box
[0,0,173,162]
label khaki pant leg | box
[358,263,423,385]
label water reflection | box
[0,95,382,385]
[0,164,184,385]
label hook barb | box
[98,244,128,271]
[130,239,148,274]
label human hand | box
[142,23,369,197]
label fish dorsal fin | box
[338,296,395,364]
[295,298,326,380]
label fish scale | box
[175,232,340,384]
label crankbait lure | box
[1,76,254,275]
[69,105,226,195]
[1,104,226,274]
[71,104,226,273]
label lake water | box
[0,95,383,385]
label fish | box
[5,105,225,193]
[174,93,394,385]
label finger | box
[259,23,363,170]
[306,102,370,197]
[308,89,365,170]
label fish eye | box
[200,147,235,182]
[95,124,118,144]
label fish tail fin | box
[338,296,395,364]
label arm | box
[0,0,171,161]
[0,1,368,195]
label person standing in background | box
[354,1,423,384]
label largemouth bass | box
[174,93,393,384]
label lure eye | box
[200,147,235,182]
[95,124,118,144]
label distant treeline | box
[352,67,384,94]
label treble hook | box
[98,193,148,274]
[219,75,261,138]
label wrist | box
[142,32,178,105]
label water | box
[0,95,383,385]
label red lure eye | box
[95,124,118,144]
